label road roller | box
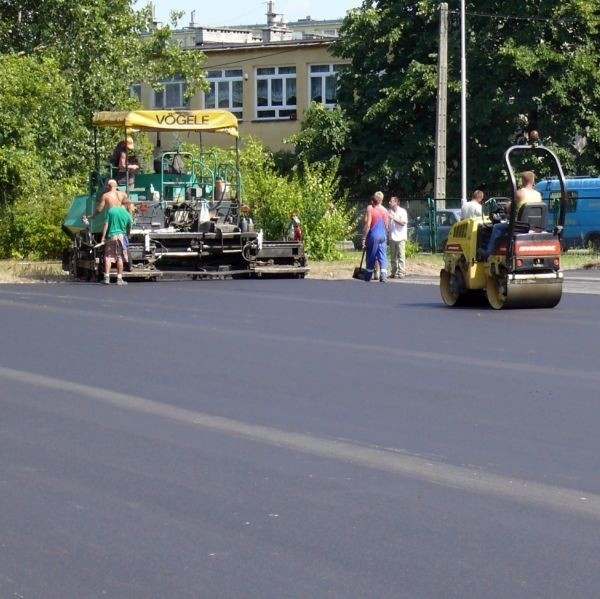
[440,135,567,309]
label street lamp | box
[460,0,467,204]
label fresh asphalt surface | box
[1,273,599,598]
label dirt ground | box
[0,257,442,284]
[306,257,441,280]
[305,253,600,280]
[0,262,67,284]
[2,255,596,284]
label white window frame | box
[204,69,244,118]
[309,64,342,109]
[153,77,189,109]
[255,66,297,120]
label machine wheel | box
[83,261,98,282]
[68,252,78,281]
[440,268,464,306]
[486,274,508,309]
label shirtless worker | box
[87,179,127,221]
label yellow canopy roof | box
[92,110,239,137]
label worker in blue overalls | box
[361,191,390,282]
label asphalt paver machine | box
[62,109,308,281]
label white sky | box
[139,0,361,27]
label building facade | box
[135,2,348,151]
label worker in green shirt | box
[100,199,133,285]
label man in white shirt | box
[461,189,484,220]
[388,196,408,278]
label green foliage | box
[0,156,80,259]
[287,103,352,167]
[0,196,73,260]
[290,160,351,261]
[271,149,297,175]
[405,239,421,259]
[0,1,207,120]
[240,137,354,261]
[329,0,445,195]
[0,55,88,257]
[0,0,208,258]
[0,55,87,181]
[311,0,600,195]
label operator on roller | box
[480,171,541,259]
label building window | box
[130,83,142,102]
[205,69,243,118]
[309,64,342,108]
[153,77,189,109]
[256,66,296,119]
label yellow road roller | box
[440,137,567,309]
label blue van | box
[535,177,600,250]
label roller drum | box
[486,272,563,309]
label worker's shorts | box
[105,235,128,264]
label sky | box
[138,0,361,28]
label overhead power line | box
[197,48,315,71]
[448,9,589,25]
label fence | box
[349,193,512,253]
[349,197,462,253]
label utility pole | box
[434,3,448,209]
[460,0,467,204]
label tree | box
[463,0,600,183]
[317,0,600,196]
[0,0,208,257]
[0,54,83,181]
[0,54,87,258]
[287,103,352,168]
[328,1,446,195]
[0,1,206,124]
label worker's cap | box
[126,136,134,148]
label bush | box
[240,137,354,261]
[0,55,89,259]
[0,152,82,259]
[405,240,421,259]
